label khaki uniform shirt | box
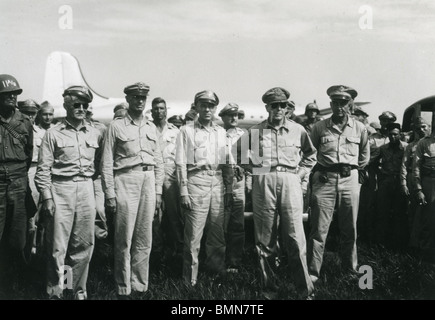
[244,118,317,177]
[310,116,369,169]
[175,120,233,196]
[156,122,179,164]
[35,120,103,200]
[412,135,435,191]
[100,114,164,199]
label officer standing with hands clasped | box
[175,90,233,287]
[100,82,164,299]
[35,85,102,300]
[307,85,369,285]
[242,87,317,300]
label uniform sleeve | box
[400,145,411,187]
[100,123,116,199]
[153,128,164,195]
[175,127,189,196]
[34,130,55,201]
[358,126,370,168]
[298,128,317,178]
[412,140,424,191]
[25,119,34,170]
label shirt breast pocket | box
[145,132,158,151]
[84,140,99,160]
[344,136,360,156]
[320,135,337,153]
[118,135,140,157]
[55,139,76,162]
[280,140,301,161]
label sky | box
[1,0,435,123]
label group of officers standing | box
[0,73,434,300]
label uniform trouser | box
[162,165,184,257]
[0,176,28,269]
[114,170,155,295]
[224,176,245,268]
[152,164,184,258]
[412,176,435,259]
[375,176,408,248]
[93,177,108,240]
[46,177,95,299]
[357,166,377,242]
[183,171,226,285]
[28,163,40,206]
[307,170,360,283]
[252,172,313,297]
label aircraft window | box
[420,111,432,126]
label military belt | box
[52,175,92,182]
[270,165,297,173]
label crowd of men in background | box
[0,73,434,300]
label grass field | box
[4,218,435,301]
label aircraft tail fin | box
[42,51,109,117]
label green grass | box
[3,223,435,300]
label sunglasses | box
[132,95,147,101]
[73,103,89,109]
[270,102,288,109]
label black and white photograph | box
[0,0,434,306]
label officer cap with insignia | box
[63,85,93,103]
[124,82,150,96]
[353,105,369,117]
[327,85,358,101]
[262,87,291,105]
[194,90,219,106]
[378,111,397,122]
[218,103,239,117]
[18,99,40,113]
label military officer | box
[218,103,246,273]
[35,85,102,300]
[100,82,164,299]
[242,87,317,299]
[175,90,233,286]
[307,85,369,284]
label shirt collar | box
[195,119,218,132]
[265,118,290,132]
[326,115,354,129]
[61,119,89,132]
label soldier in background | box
[0,75,34,296]
[412,125,435,262]
[35,85,102,300]
[150,97,183,271]
[400,117,431,249]
[28,102,55,257]
[167,115,183,129]
[218,103,246,274]
[358,111,397,243]
[85,105,108,242]
[373,123,408,248]
[302,101,320,134]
